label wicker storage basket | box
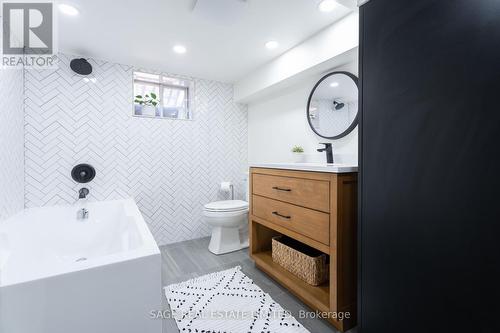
[271,236,329,286]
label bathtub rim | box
[0,198,160,288]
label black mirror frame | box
[306,71,359,140]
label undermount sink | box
[250,162,358,173]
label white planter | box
[142,105,157,117]
[291,152,306,163]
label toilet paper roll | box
[220,182,232,192]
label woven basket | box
[271,236,329,286]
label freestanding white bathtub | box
[0,199,161,333]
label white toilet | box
[204,179,249,255]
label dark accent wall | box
[359,0,500,332]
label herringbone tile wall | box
[0,69,25,222]
[24,53,248,245]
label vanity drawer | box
[252,195,330,245]
[252,173,330,212]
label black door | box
[359,0,500,332]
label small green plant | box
[292,145,304,153]
[134,93,160,107]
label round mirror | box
[307,71,359,139]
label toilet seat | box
[204,200,248,213]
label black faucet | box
[79,188,89,199]
[317,143,334,164]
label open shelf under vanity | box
[253,250,331,312]
[248,167,358,332]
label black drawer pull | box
[272,211,291,219]
[272,186,292,192]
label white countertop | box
[250,163,358,174]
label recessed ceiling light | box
[58,4,79,16]
[330,82,339,87]
[265,40,279,50]
[173,45,187,54]
[318,0,337,13]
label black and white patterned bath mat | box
[164,266,310,333]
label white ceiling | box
[58,0,353,82]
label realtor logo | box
[1,1,57,68]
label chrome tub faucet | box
[76,188,90,220]
[76,208,89,220]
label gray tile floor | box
[160,237,357,333]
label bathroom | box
[1,1,499,333]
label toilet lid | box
[204,200,249,212]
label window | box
[133,71,194,120]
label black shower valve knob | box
[71,164,96,184]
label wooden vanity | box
[249,165,358,331]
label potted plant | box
[291,145,306,163]
[134,93,160,117]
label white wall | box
[24,53,248,245]
[248,62,358,165]
[0,69,25,222]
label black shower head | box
[70,58,92,75]
[333,100,345,110]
